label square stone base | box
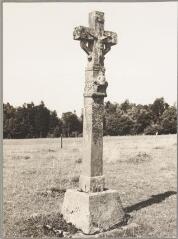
[62,189,125,234]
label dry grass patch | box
[127,152,152,164]
[37,187,66,198]
[70,175,80,183]
[3,135,177,238]
[48,149,56,152]
[75,158,82,164]
[153,146,164,149]
[22,169,37,175]
[13,155,30,160]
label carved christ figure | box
[80,35,112,67]
[73,11,117,69]
[73,11,117,97]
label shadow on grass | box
[124,190,177,213]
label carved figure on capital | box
[92,70,108,97]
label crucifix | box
[62,11,124,234]
[73,11,117,192]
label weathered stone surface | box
[73,26,95,41]
[74,11,117,69]
[84,67,108,97]
[62,11,124,235]
[74,12,117,190]
[82,97,104,178]
[62,189,125,235]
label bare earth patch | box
[14,212,78,238]
[3,135,177,238]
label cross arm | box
[101,31,117,55]
[103,31,117,46]
[73,26,95,56]
[73,26,95,41]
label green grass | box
[3,134,177,238]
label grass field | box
[3,134,177,238]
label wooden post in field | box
[61,133,63,148]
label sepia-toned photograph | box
[2,1,177,238]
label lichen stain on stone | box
[92,98,104,145]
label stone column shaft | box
[79,67,105,192]
[82,96,104,177]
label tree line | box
[3,97,177,139]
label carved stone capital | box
[84,69,108,98]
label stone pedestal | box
[62,189,125,234]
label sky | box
[3,2,177,117]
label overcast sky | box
[3,2,177,117]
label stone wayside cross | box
[62,11,125,234]
[73,11,117,193]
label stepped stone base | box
[62,189,125,234]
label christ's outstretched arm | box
[80,40,92,55]
[103,44,111,55]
